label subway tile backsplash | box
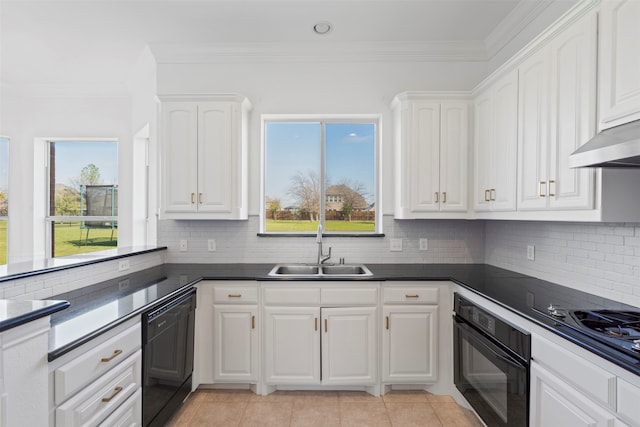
[157,215,486,265]
[485,221,640,307]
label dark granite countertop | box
[46,262,640,377]
[0,299,69,333]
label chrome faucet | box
[316,224,332,264]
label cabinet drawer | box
[98,388,141,427]
[55,323,141,404]
[532,335,616,409]
[213,286,258,303]
[56,350,141,426]
[382,287,439,304]
[263,288,321,305]
[321,288,377,305]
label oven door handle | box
[455,316,526,369]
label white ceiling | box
[0,0,578,86]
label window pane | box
[49,141,118,257]
[51,220,118,257]
[264,123,321,232]
[0,137,8,265]
[325,123,375,232]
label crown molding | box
[149,41,488,64]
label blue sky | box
[53,141,118,188]
[265,122,375,207]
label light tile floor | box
[167,390,485,427]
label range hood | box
[569,119,640,168]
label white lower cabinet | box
[530,361,616,427]
[50,319,142,427]
[381,284,439,384]
[262,283,378,391]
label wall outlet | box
[118,279,130,291]
[179,239,188,252]
[118,259,130,271]
[208,239,217,252]
[419,238,429,251]
[390,238,403,252]
[527,245,535,261]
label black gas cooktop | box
[543,306,640,359]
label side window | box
[0,137,8,265]
[47,140,118,257]
[263,119,378,234]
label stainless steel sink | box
[268,264,373,278]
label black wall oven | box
[453,293,531,427]
[142,288,196,427]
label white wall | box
[485,221,640,307]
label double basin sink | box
[268,264,373,278]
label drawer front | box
[321,288,377,305]
[56,350,141,427]
[55,323,141,404]
[98,388,142,427]
[617,377,640,424]
[263,288,321,305]
[532,335,616,409]
[213,286,258,304]
[382,287,439,304]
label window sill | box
[257,233,385,238]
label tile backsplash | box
[485,221,640,307]
[157,215,486,265]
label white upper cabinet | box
[473,70,519,212]
[598,0,640,130]
[517,12,597,211]
[392,93,470,218]
[159,95,251,220]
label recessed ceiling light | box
[313,22,332,35]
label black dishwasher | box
[142,288,196,427]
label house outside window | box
[46,140,118,257]
[262,117,379,234]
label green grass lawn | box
[0,221,118,265]
[265,220,375,232]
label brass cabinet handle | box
[191,193,195,204]
[442,192,447,203]
[548,180,555,197]
[538,181,547,197]
[324,319,328,333]
[199,193,203,204]
[405,294,419,299]
[252,315,255,329]
[435,192,439,203]
[484,189,490,202]
[101,349,122,363]
[315,318,318,331]
[490,189,496,201]
[101,386,123,403]
[386,316,389,330]
[228,294,242,298]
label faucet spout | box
[316,224,331,264]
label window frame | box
[0,136,9,265]
[260,114,382,236]
[41,138,119,258]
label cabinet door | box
[491,70,519,211]
[517,47,550,211]
[321,307,377,385]
[409,102,441,213]
[198,102,236,214]
[530,362,616,427]
[161,102,198,213]
[212,305,258,382]
[440,102,469,212]
[264,306,320,384]
[549,12,596,210]
[473,90,493,212]
[599,0,640,129]
[382,305,438,383]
